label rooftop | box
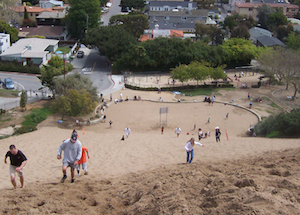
[149,1,197,8]
[18,26,65,38]
[0,38,58,58]
[36,11,65,18]
[235,2,299,9]
[256,35,286,47]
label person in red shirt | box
[77,147,89,176]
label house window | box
[165,8,168,11]
[249,8,252,11]
[31,13,33,16]
[291,9,295,11]
[181,17,187,20]
[164,16,170,20]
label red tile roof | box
[170,30,184,38]
[12,6,53,13]
[140,34,152,42]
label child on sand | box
[185,137,204,163]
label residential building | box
[36,11,65,25]
[0,38,58,66]
[148,9,209,32]
[6,3,53,25]
[0,33,10,54]
[39,0,63,8]
[18,25,67,40]
[256,35,286,47]
[249,26,272,44]
[140,24,184,41]
[234,2,299,19]
[148,1,197,12]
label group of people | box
[203,96,215,105]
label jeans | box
[186,149,194,163]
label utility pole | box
[63,52,65,80]
[86,14,89,33]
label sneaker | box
[60,175,67,183]
[71,178,75,183]
[84,171,88,175]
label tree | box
[266,11,288,32]
[171,64,190,85]
[109,14,149,38]
[276,24,293,42]
[54,72,99,102]
[119,0,145,10]
[0,20,19,43]
[222,38,261,66]
[257,4,274,29]
[84,25,137,61]
[51,94,71,120]
[20,90,27,111]
[48,55,64,68]
[286,32,300,50]
[195,0,215,9]
[38,66,62,97]
[51,89,97,119]
[0,0,20,26]
[23,6,29,20]
[210,66,226,80]
[223,16,237,32]
[188,61,210,85]
[208,25,224,45]
[194,23,210,41]
[231,25,250,39]
[66,0,101,38]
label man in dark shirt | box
[4,145,27,189]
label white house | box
[149,1,197,12]
[39,0,63,8]
[0,38,58,67]
[0,33,10,55]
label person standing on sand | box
[77,146,90,177]
[125,128,131,138]
[175,127,181,137]
[57,131,82,183]
[215,127,221,142]
[4,145,27,189]
[161,126,164,134]
[198,128,203,140]
[185,137,204,163]
[109,120,113,127]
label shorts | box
[63,161,78,169]
[77,162,87,171]
[10,165,23,177]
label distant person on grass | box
[185,137,204,164]
[57,131,82,183]
[4,145,27,189]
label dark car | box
[3,78,15,89]
[121,6,130,12]
[77,51,84,58]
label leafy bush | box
[14,107,53,135]
[0,62,40,74]
[255,109,300,137]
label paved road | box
[102,0,121,26]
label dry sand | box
[1,86,300,214]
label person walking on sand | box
[57,131,82,183]
[215,127,221,142]
[185,137,204,163]
[109,120,113,127]
[124,127,131,138]
[175,127,181,137]
[77,146,90,177]
[4,145,27,189]
[161,126,164,134]
[198,128,203,140]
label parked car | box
[121,6,130,12]
[77,51,84,58]
[3,78,15,89]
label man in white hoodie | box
[57,131,82,183]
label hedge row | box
[125,83,234,91]
[0,62,40,74]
